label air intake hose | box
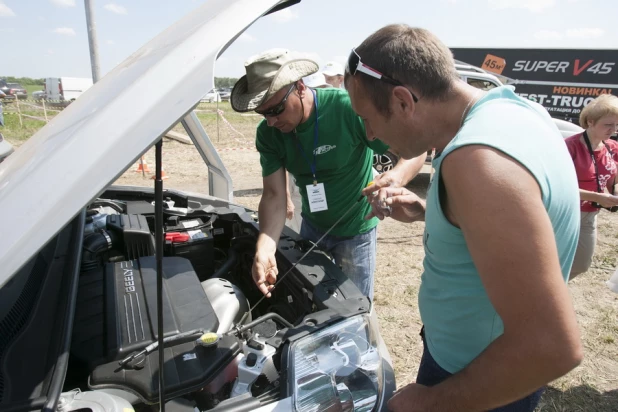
[81,230,118,272]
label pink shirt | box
[565,133,618,212]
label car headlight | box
[289,315,383,412]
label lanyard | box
[294,89,319,185]
[582,131,616,195]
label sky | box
[0,0,616,80]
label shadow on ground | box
[536,385,618,412]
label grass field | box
[1,98,48,141]
[24,84,44,95]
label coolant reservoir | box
[202,353,243,394]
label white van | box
[45,77,93,102]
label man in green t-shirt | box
[230,48,424,301]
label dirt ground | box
[6,103,617,411]
[115,132,618,412]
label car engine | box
[64,197,315,409]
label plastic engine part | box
[106,214,155,260]
[72,256,219,368]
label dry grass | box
[4,107,617,411]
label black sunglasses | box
[346,48,419,103]
[256,83,296,117]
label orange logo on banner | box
[482,54,506,75]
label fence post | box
[15,97,23,128]
[42,99,49,122]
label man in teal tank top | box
[346,25,583,411]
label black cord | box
[166,214,216,232]
[154,140,166,412]
[90,199,125,213]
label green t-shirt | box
[256,88,388,237]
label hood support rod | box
[154,139,166,411]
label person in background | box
[565,94,618,279]
[0,89,5,129]
[302,72,332,89]
[321,61,345,88]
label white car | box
[0,1,395,411]
[31,90,47,101]
[202,89,222,103]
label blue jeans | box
[300,219,377,300]
[417,329,544,411]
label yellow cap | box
[197,332,220,347]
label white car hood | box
[0,0,296,286]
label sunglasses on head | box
[256,83,296,117]
[346,48,419,103]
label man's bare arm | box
[389,152,426,186]
[424,146,582,411]
[252,167,288,297]
[257,167,287,252]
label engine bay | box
[62,192,369,410]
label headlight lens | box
[290,315,383,412]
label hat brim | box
[322,70,343,77]
[231,59,319,113]
[230,76,268,113]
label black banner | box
[512,84,618,120]
[451,48,618,85]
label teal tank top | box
[419,86,580,373]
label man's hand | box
[252,250,278,298]
[286,197,295,220]
[363,186,425,222]
[361,171,401,220]
[362,151,425,220]
[387,383,437,412]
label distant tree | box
[1,76,44,86]
[214,77,239,88]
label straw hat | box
[231,48,319,112]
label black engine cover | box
[72,256,219,367]
[89,335,239,404]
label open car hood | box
[0,0,300,287]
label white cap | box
[321,61,344,76]
[303,72,332,88]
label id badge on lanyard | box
[296,89,328,213]
[306,182,328,212]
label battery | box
[164,217,214,282]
